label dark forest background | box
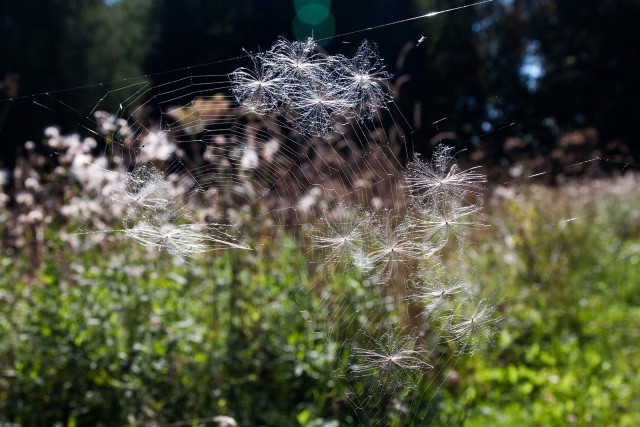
[1,0,638,174]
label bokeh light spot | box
[297,4,330,25]
[292,14,336,46]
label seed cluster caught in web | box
[111,165,250,257]
[307,143,498,423]
[229,37,392,136]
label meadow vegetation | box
[1,170,638,426]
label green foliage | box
[2,177,640,426]
[1,0,153,110]
[434,179,640,426]
[0,228,336,426]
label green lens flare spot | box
[294,0,332,25]
[297,4,330,25]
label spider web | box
[2,1,636,425]
[29,39,473,424]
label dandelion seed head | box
[445,300,500,354]
[406,145,486,205]
[349,328,433,392]
[311,205,374,268]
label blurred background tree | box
[1,0,153,167]
[1,0,638,168]
[527,0,639,145]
